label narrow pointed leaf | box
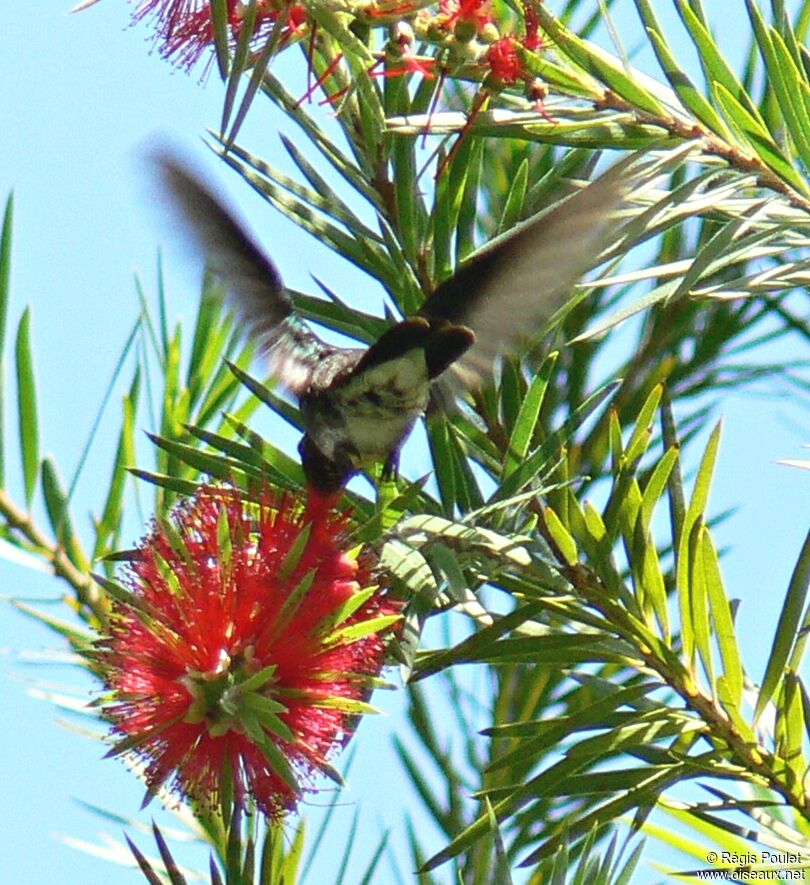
[634,0,733,139]
[676,420,722,661]
[534,5,668,116]
[15,307,39,508]
[124,835,164,885]
[492,380,620,503]
[699,525,743,709]
[755,524,810,721]
[502,355,556,479]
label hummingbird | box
[154,152,633,493]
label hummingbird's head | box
[299,435,357,494]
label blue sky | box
[2,2,809,883]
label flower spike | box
[98,484,399,817]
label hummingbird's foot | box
[381,451,400,484]
[373,453,401,522]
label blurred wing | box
[153,151,330,395]
[419,157,633,391]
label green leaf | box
[776,672,807,789]
[185,290,227,400]
[94,377,139,560]
[328,613,402,646]
[15,306,39,508]
[676,420,722,662]
[699,525,743,710]
[216,143,395,286]
[431,135,478,284]
[624,384,663,466]
[634,0,734,139]
[146,430,262,484]
[356,832,390,885]
[573,277,681,345]
[740,0,810,184]
[759,26,810,175]
[151,822,189,885]
[412,602,546,681]
[293,286,388,344]
[315,586,377,634]
[430,718,685,870]
[391,132,423,268]
[456,138,484,264]
[128,469,201,498]
[520,762,687,865]
[485,682,660,774]
[688,517,714,687]
[222,412,307,488]
[308,695,379,716]
[534,5,669,116]
[124,834,165,885]
[220,0,258,135]
[502,354,556,480]
[661,388,686,549]
[492,380,620,503]
[755,524,810,722]
[225,360,302,428]
[209,0,230,80]
[668,203,771,304]
[519,49,602,99]
[424,632,634,669]
[714,80,805,191]
[426,418,457,515]
[633,446,678,641]
[222,1,288,144]
[499,357,523,439]
[260,71,381,207]
[567,498,626,602]
[279,132,383,245]
[11,599,95,650]
[674,0,761,122]
[497,158,529,234]
[544,505,578,566]
[41,457,86,571]
[612,839,645,885]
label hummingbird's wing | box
[418,158,633,391]
[153,152,335,395]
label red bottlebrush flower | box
[133,0,307,71]
[523,3,543,51]
[486,37,522,84]
[439,0,493,32]
[98,485,399,818]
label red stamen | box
[304,18,318,104]
[369,55,437,81]
[295,51,345,108]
